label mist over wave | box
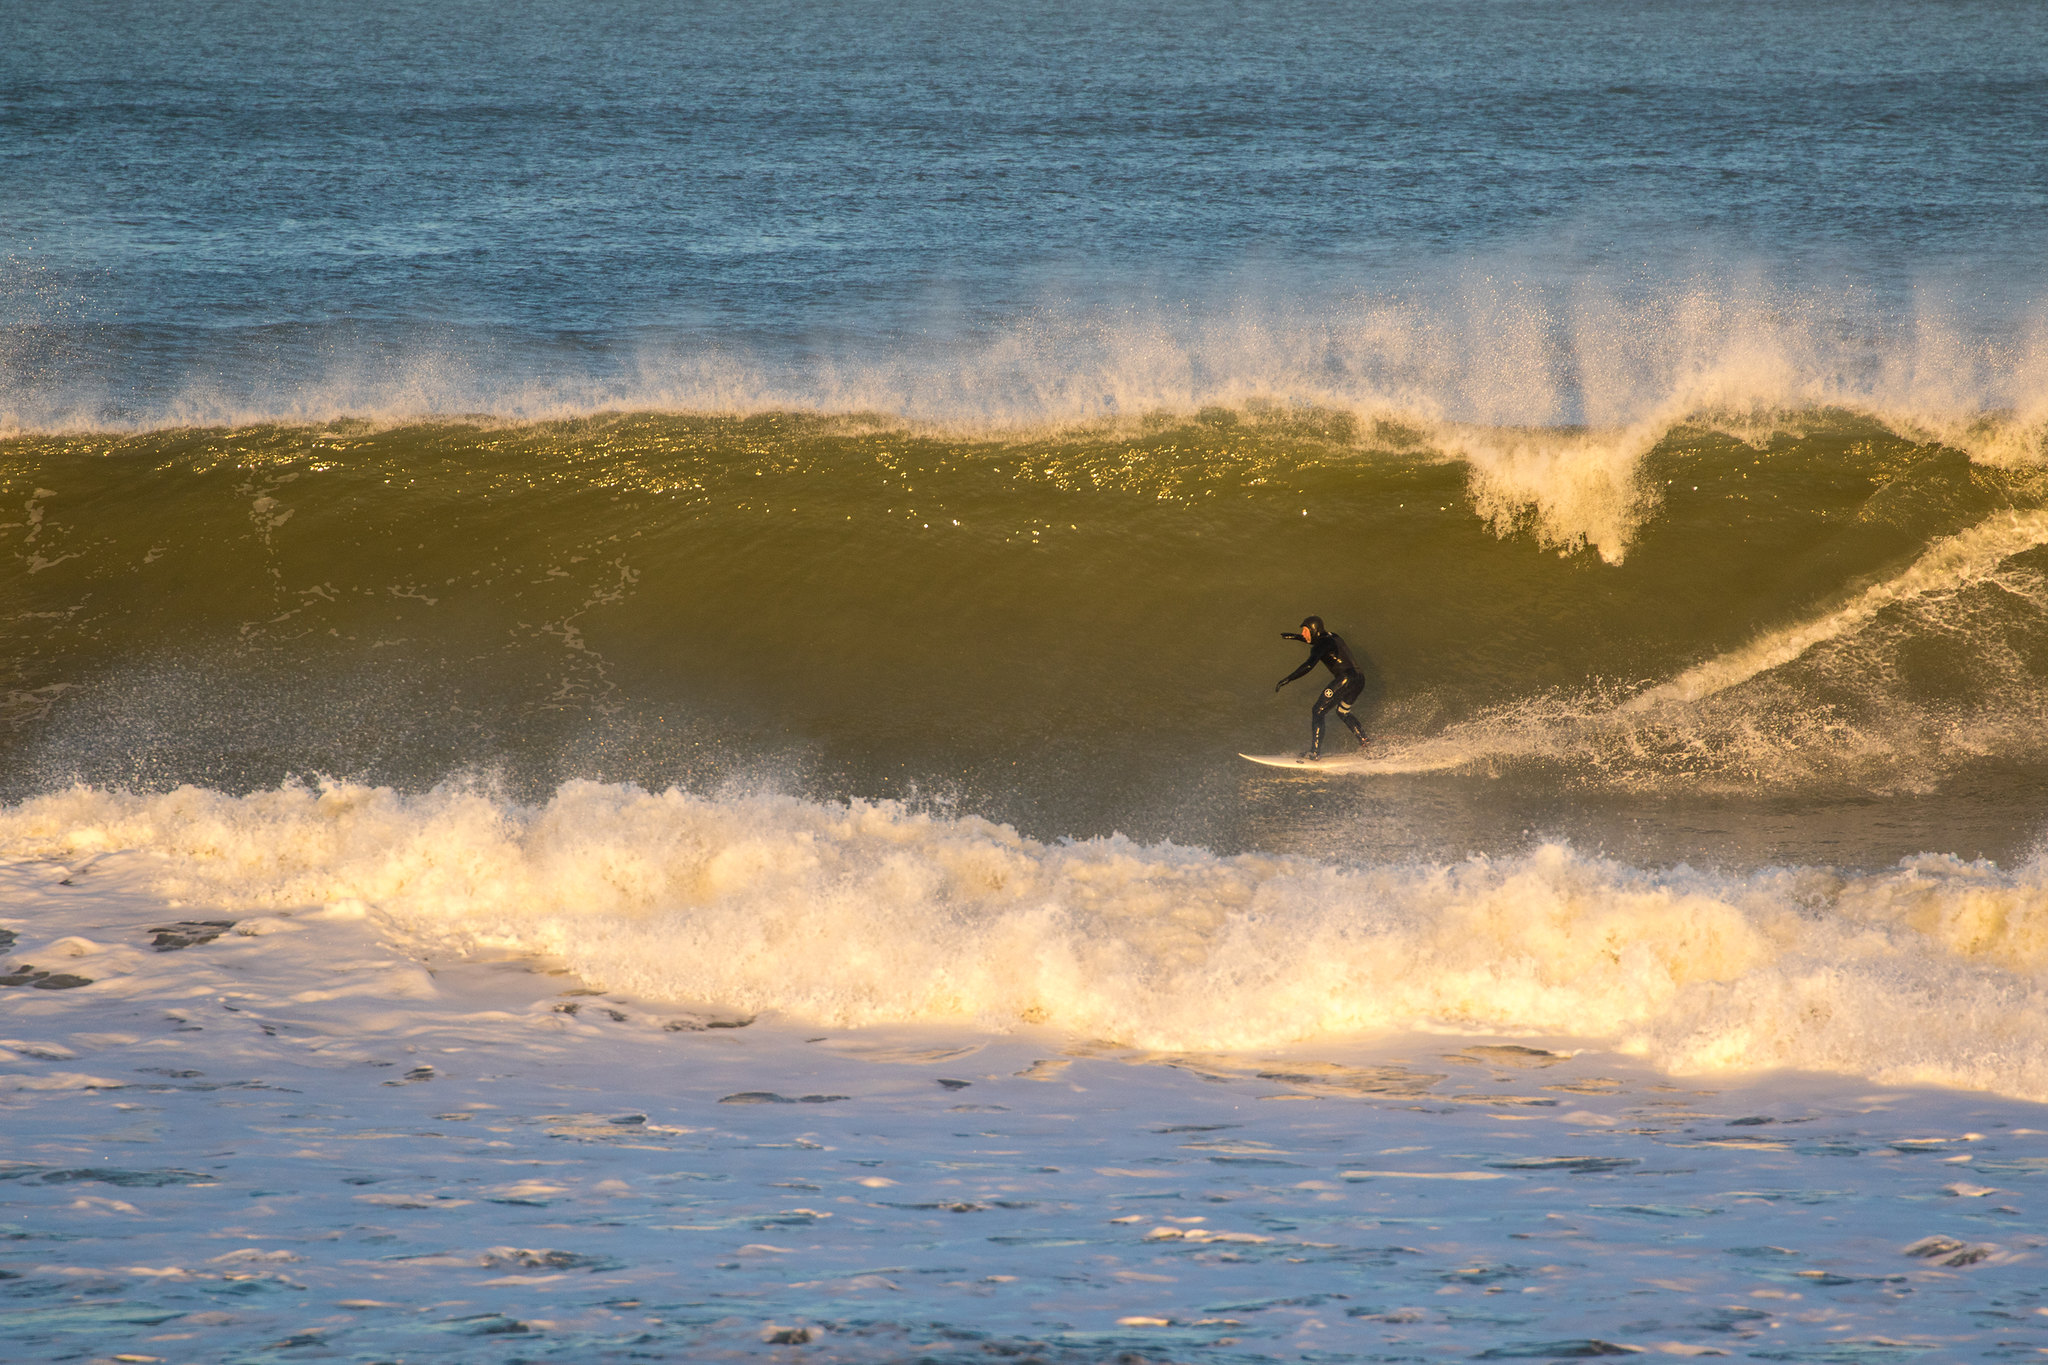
[9,269,2048,560]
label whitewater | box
[6,792,2048,1362]
[10,775,2048,1095]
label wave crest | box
[9,272,2048,562]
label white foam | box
[8,780,2048,1099]
[0,1070,127,1091]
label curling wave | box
[9,406,2048,812]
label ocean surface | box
[7,1,2048,1360]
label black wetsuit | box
[1278,630,1367,757]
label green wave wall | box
[7,408,2048,849]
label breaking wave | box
[11,400,2048,806]
[6,778,2048,1100]
[9,272,2048,562]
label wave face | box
[8,778,2048,1100]
[8,408,2048,853]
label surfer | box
[1275,615,1368,760]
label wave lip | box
[7,779,2048,1101]
[9,271,2048,562]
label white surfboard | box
[1240,751,1349,770]
[1239,748,1474,774]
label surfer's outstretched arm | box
[1275,656,1317,691]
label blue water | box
[6,0,2047,426]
